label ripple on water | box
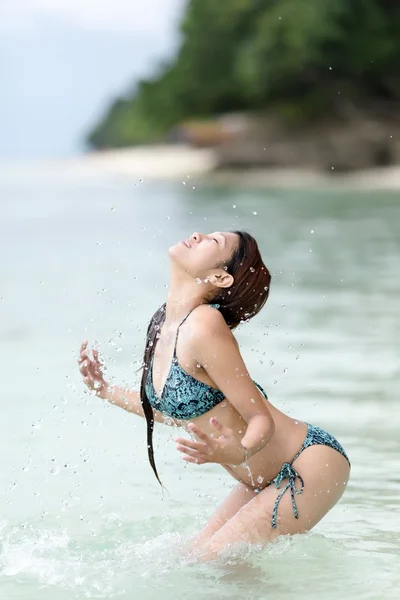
[1,518,399,600]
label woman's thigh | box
[190,481,257,547]
[194,444,350,559]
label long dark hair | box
[139,231,271,484]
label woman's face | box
[169,231,239,278]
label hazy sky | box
[0,1,185,158]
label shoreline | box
[51,145,400,190]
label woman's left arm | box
[176,309,275,465]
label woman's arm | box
[97,384,143,415]
[78,341,173,425]
[192,308,275,459]
[97,384,173,425]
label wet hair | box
[139,230,271,484]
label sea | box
[0,160,399,599]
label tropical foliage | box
[87,0,400,148]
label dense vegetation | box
[87,0,400,149]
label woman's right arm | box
[78,341,171,425]
[97,383,143,414]
[97,383,167,424]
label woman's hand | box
[175,418,246,466]
[78,340,108,396]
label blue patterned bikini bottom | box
[258,423,350,529]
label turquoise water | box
[1,162,399,599]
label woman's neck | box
[164,271,208,326]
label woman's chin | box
[168,246,195,276]
[168,241,186,258]
[168,244,178,258]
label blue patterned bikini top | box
[145,304,268,420]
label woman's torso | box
[148,307,308,489]
[188,395,307,489]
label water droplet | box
[195,278,202,284]
[252,211,257,215]
[232,204,236,208]
[250,267,255,272]
[257,476,264,484]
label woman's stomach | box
[181,388,308,488]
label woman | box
[78,230,350,559]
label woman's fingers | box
[210,417,233,438]
[210,417,225,432]
[181,455,206,465]
[79,364,88,376]
[79,341,88,359]
[176,445,204,459]
[79,344,100,373]
[187,423,211,443]
[175,437,207,452]
[78,344,88,365]
[92,348,102,365]
[83,374,94,388]
[79,341,103,389]
[92,350,105,377]
[176,435,213,464]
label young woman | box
[78,230,350,559]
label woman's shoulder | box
[189,304,233,341]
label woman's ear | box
[207,271,234,289]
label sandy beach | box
[57,145,400,190]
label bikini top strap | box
[173,303,220,356]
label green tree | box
[86,0,400,148]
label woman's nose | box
[191,232,202,243]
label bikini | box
[145,304,350,528]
